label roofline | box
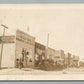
[16,29,35,39]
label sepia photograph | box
[0,4,84,80]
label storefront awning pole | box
[0,24,8,69]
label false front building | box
[53,50,65,66]
[35,42,46,67]
[0,29,35,68]
[0,35,16,68]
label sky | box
[0,4,84,60]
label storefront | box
[0,29,35,68]
[65,53,71,67]
[15,29,35,68]
[35,42,46,66]
[72,56,79,67]
[0,36,16,68]
[47,48,55,60]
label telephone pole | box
[45,33,49,60]
[0,24,8,69]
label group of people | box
[16,49,30,69]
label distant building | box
[69,57,74,67]
[65,52,71,67]
[54,50,65,66]
[79,61,84,67]
[54,50,65,58]
[47,48,55,60]
[0,29,35,68]
[72,55,79,67]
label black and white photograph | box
[0,4,84,80]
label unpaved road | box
[0,67,84,80]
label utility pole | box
[45,33,49,60]
[27,25,29,32]
[0,24,8,69]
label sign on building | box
[0,36,15,43]
[16,29,35,45]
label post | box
[45,33,49,60]
[0,24,8,69]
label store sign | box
[16,30,35,45]
[0,36,15,43]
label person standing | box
[19,57,22,69]
[16,58,19,68]
[23,49,27,67]
[22,49,25,62]
[26,51,29,66]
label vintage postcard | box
[0,4,84,80]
